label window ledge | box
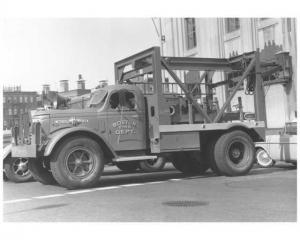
[224,29,241,42]
[184,47,198,57]
[257,18,279,30]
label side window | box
[123,91,136,110]
[109,90,137,111]
[109,92,120,109]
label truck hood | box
[33,108,98,118]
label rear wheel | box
[214,130,255,176]
[28,158,57,185]
[139,157,166,172]
[256,148,274,168]
[4,157,33,183]
[50,136,105,189]
[116,161,139,172]
[172,151,209,175]
[204,139,222,175]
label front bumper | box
[11,122,42,158]
[12,144,37,158]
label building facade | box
[3,86,38,129]
[160,18,297,129]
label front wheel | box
[256,148,274,168]
[50,136,105,189]
[214,130,255,176]
[4,157,33,183]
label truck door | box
[106,89,146,151]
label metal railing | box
[132,82,206,97]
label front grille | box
[13,112,31,145]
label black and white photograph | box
[0,0,298,238]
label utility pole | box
[158,18,164,56]
[151,18,165,55]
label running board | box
[113,155,157,162]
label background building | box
[160,18,297,129]
[3,86,38,129]
[58,74,91,98]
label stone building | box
[160,18,297,129]
[3,86,38,129]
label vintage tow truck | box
[9,46,291,189]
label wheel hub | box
[19,162,27,171]
[228,141,245,164]
[232,148,241,158]
[66,147,94,178]
[75,158,83,165]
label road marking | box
[4,198,31,204]
[67,189,95,195]
[120,183,144,187]
[144,181,166,185]
[4,178,188,204]
[33,194,65,199]
[93,186,120,191]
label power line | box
[151,18,160,38]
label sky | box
[0,18,160,93]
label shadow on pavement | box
[5,203,69,215]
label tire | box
[256,148,274,168]
[28,158,57,185]
[214,130,255,176]
[116,161,139,172]
[204,139,222,175]
[50,136,104,189]
[172,151,209,175]
[139,157,166,172]
[3,171,8,181]
[4,157,33,183]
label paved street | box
[3,163,297,222]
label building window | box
[287,18,292,32]
[14,96,18,103]
[24,96,28,103]
[30,96,34,103]
[8,108,12,115]
[19,96,23,103]
[184,18,197,50]
[3,96,6,103]
[20,108,23,114]
[14,108,18,115]
[263,26,275,44]
[7,97,11,103]
[225,18,240,33]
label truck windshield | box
[88,90,108,108]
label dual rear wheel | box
[172,130,255,176]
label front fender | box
[3,144,12,160]
[43,127,116,157]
